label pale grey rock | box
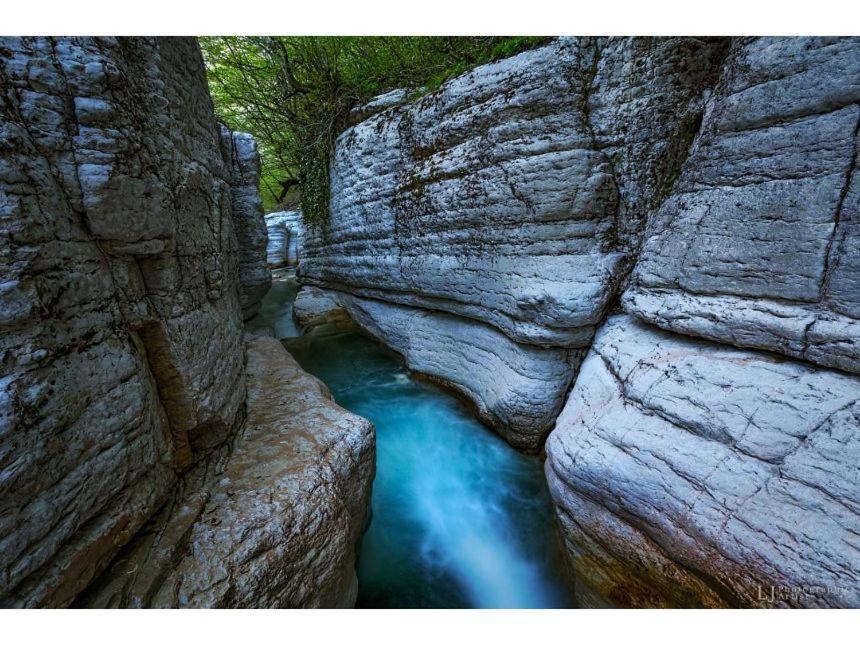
[298,38,727,447]
[301,37,728,348]
[77,335,375,608]
[545,314,860,608]
[0,37,247,607]
[265,210,303,268]
[337,293,581,450]
[220,125,271,319]
[347,87,413,126]
[624,37,860,373]
[292,286,351,330]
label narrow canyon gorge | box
[1,36,858,609]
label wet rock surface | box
[77,334,375,608]
[545,315,860,608]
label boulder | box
[220,126,272,319]
[624,37,860,373]
[545,314,860,608]
[76,335,375,608]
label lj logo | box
[757,586,775,603]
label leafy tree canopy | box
[200,37,549,221]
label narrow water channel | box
[253,270,575,609]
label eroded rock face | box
[220,125,271,319]
[77,334,375,608]
[337,292,580,450]
[545,37,860,608]
[302,37,728,348]
[545,315,860,608]
[624,37,860,374]
[300,37,729,440]
[265,210,303,268]
[0,37,250,607]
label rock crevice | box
[1,36,373,609]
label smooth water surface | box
[259,273,574,608]
[247,268,301,339]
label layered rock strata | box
[77,334,375,608]
[624,37,860,374]
[220,125,271,319]
[0,36,248,607]
[546,315,860,608]
[546,37,860,608]
[0,36,373,610]
[299,37,729,447]
[337,292,580,450]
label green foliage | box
[200,37,550,221]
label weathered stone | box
[545,314,860,608]
[265,210,303,268]
[624,37,860,373]
[347,87,412,127]
[298,38,728,446]
[293,286,351,330]
[220,125,271,319]
[336,292,580,450]
[300,37,728,348]
[0,37,248,607]
[76,334,375,608]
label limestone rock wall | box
[265,209,303,268]
[300,37,729,447]
[219,125,271,319]
[0,37,248,607]
[304,36,859,606]
[624,37,860,374]
[338,292,580,449]
[545,37,860,608]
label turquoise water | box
[259,274,574,608]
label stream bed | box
[254,270,575,608]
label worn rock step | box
[76,334,375,608]
[293,286,352,330]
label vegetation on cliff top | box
[200,37,549,220]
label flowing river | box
[253,270,574,608]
